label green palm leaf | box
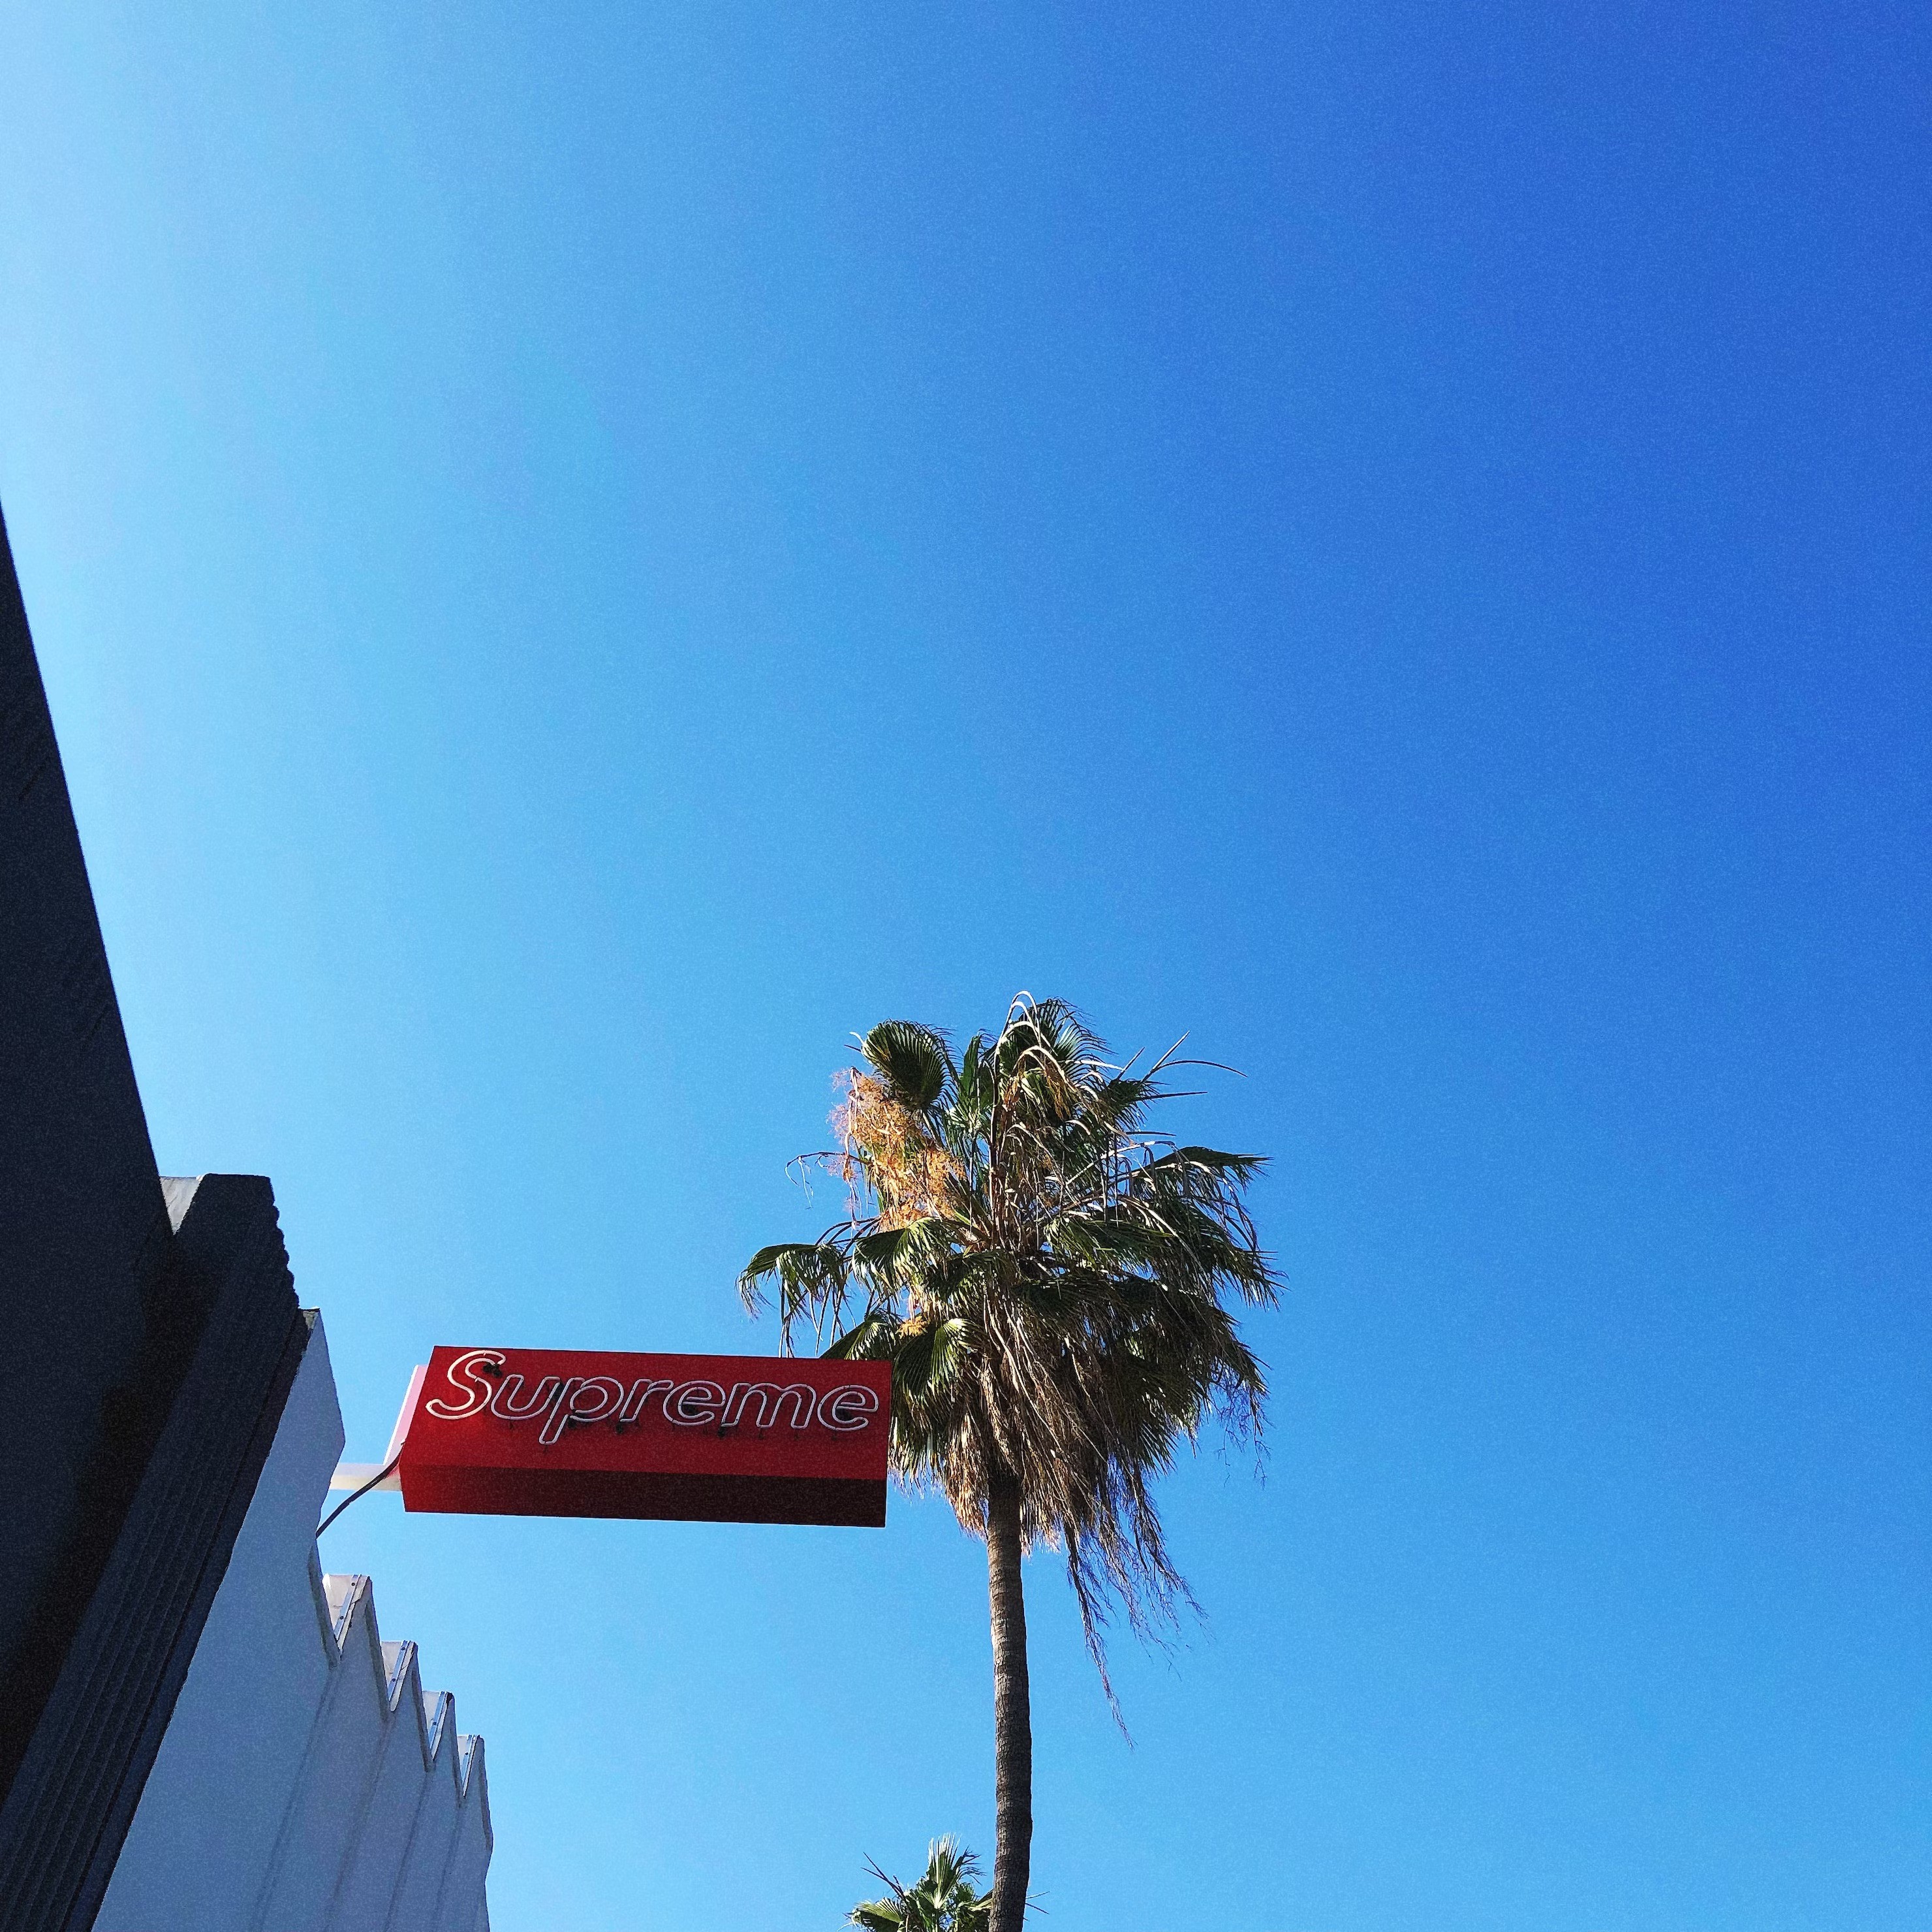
[747,995,1279,1932]
[847,1838,993,1932]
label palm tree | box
[741,997,1280,1932]
[847,1837,991,1932]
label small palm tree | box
[847,1837,992,1932]
[743,997,1279,1932]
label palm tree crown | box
[847,1837,991,1932]
[741,996,1279,1675]
[742,996,1279,1932]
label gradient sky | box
[3,4,1928,1928]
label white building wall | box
[95,1319,492,1932]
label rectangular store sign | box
[398,1347,891,1527]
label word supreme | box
[424,1348,881,1448]
[400,1345,890,1524]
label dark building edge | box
[0,499,172,1796]
[0,499,318,1932]
[0,1182,313,1932]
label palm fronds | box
[847,1837,993,1932]
[741,994,1281,1698]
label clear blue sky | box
[3,3,1927,1927]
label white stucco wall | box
[95,1318,492,1932]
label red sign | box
[396,1348,891,1527]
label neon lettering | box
[490,1373,563,1422]
[425,1348,505,1420]
[435,1356,880,1437]
[538,1375,625,1445]
[620,1377,676,1422]
[818,1385,879,1432]
[666,1379,726,1426]
[723,1381,816,1431]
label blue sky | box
[3,3,1928,1926]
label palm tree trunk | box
[986,1462,1032,1932]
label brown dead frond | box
[833,1070,959,1230]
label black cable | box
[316,1454,401,1538]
